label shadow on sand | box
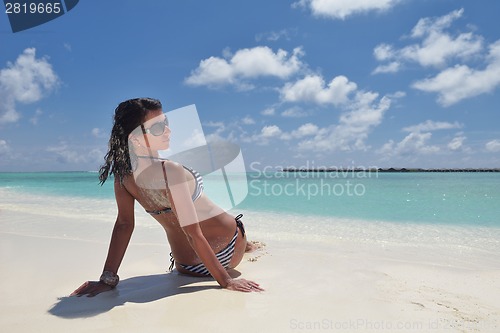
[48,271,237,318]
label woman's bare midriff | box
[121,174,247,273]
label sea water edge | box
[1,171,499,257]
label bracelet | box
[99,271,119,287]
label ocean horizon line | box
[1,167,500,173]
[281,167,500,173]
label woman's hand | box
[70,281,114,297]
[225,278,264,292]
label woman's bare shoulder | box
[161,159,182,169]
[162,160,185,175]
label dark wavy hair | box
[98,97,162,185]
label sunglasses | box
[142,117,169,136]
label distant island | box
[282,167,500,173]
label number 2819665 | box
[5,2,62,14]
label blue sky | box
[1,0,500,172]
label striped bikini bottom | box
[169,214,245,276]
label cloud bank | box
[0,48,59,124]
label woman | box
[72,98,262,296]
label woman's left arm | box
[165,162,262,292]
[182,223,232,287]
[182,224,263,292]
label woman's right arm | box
[102,179,135,274]
[71,179,135,297]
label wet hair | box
[98,97,162,185]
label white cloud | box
[412,40,500,106]
[30,108,43,125]
[410,8,463,39]
[278,72,393,152]
[185,46,304,88]
[485,139,500,152]
[241,116,255,125]
[378,132,440,157]
[91,127,107,138]
[339,92,386,127]
[378,140,395,155]
[280,74,357,105]
[372,61,401,74]
[373,9,484,74]
[402,120,463,133]
[297,92,391,152]
[261,107,276,116]
[0,139,10,155]
[255,29,296,42]
[46,142,103,165]
[0,48,59,124]
[261,125,282,138]
[378,120,466,158]
[294,0,402,20]
[243,122,320,145]
[407,22,482,67]
[239,79,391,151]
[279,123,325,140]
[281,106,308,118]
[204,121,229,143]
[387,91,406,99]
[399,132,438,154]
[372,9,500,105]
[447,134,466,151]
[291,123,319,138]
[241,125,284,145]
[182,128,206,147]
[373,44,395,61]
[204,121,225,129]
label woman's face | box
[139,109,171,151]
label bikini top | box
[145,161,204,215]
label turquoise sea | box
[1,171,499,227]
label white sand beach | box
[1,191,500,333]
